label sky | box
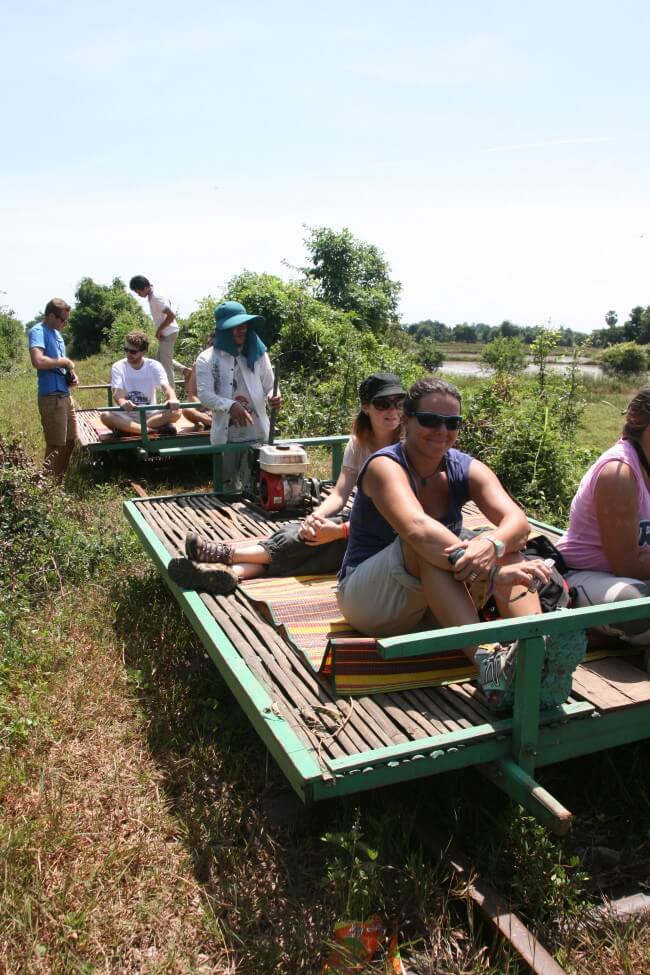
[2,0,649,333]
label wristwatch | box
[486,536,505,558]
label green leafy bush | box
[600,342,649,377]
[480,336,526,375]
[460,373,594,522]
[0,307,25,370]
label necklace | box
[404,446,445,487]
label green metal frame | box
[124,495,650,830]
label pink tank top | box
[556,439,650,572]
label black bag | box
[521,534,574,612]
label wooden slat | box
[571,658,650,711]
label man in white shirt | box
[100,330,181,436]
[129,274,184,384]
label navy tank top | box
[339,442,473,578]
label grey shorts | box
[262,522,348,577]
[336,537,429,636]
[566,569,650,645]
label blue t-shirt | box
[29,323,69,396]
[339,442,473,578]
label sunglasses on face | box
[407,411,462,430]
[371,395,405,411]
[124,346,143,354]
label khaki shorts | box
[336,537,429,636]
[336,536,487,636]
[38,393,77,447]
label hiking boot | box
[475,642,517,712]
[539,630,586,708]
[185,532,234,565]
[167,557,238,595]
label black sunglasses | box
[371,395,405,411]
[407,411,462,431]
[123,346,143,353]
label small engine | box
[244,443,313,512]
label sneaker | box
[184,532,234,565]
[475,642,517,712]
[539,630,587,709]
[167,557,238,595]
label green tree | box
[0,306,24,370]
[224,271,314,349]
[605,309,618,328]
[301,226,401,335]
[68,277,148,357]
[416,336,445,372]
[480,336,526,375]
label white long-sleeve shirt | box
[195,346,275,446]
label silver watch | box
[487,536,505,558]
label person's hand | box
[166,398,180,411]
[69,372,80,387]
[268,393,282,410]
[230,401,253,426]
[445,534,497,583]
[63,357,75,370]
[299,515,342,545]
[122,399,137,411]
[493,558,553,593]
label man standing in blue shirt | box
[28,297,79,481]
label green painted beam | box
[480,759,573,836]
[310,736,510,801]
[511,637,545,776]
[378,599,650,659]
[536,703,650,766]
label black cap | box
[358,372,405,403]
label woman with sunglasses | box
[168,372,406,593]
[336,376,584,709]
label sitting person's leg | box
[567,569,650,646]
[337,537,479,660]
[147,408,181,431]
[100,410,141,435]
[182,403,212,428]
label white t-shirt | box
[148,291,178,337]
[341,435,373,474]
[111,357,168,406]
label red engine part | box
[258,471,286,511]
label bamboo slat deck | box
[124,491,650,829]
[76,408,211,452]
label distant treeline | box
[405,304,650,349]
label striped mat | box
[240,573,477,696]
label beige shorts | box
[336,536,487,636]
[38,394,77,447]
[336,537,430,636]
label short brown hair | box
[44,298,71,319]
[623,386,650,441]
[125,330,149,351]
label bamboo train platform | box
[124,489,650,834]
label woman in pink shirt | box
[556,386,650,657]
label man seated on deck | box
[100,330,181,437]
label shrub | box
[480,336,526,375]
[460,374,593,522]
[600,342,648,377]
[0,306,25,370]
